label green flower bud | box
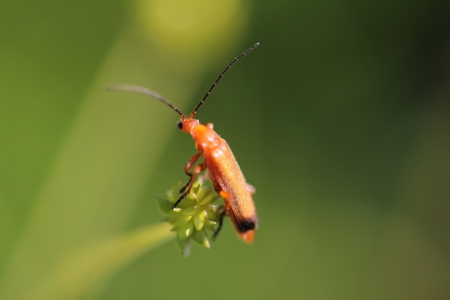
[155,177,221,255]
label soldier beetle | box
[109,43,259,243]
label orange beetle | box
[110,43,259,242]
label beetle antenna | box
[107,84,184,117]
[190,43,260,118]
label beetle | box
[109,43,259,243]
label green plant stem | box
[17,223,173,300]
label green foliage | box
[157,178,221,256]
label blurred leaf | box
[192,230,210,249]
[155,197,173,215]
[176,236,191,257]
[20,223,173,300]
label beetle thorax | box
[191,123,218,151]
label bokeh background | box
[1,0,450,299]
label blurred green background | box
[1,0,449,299]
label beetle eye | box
[177,122,183,129]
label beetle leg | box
[199,169,209,182]
[213,206,226,240]
[173,160,207,209]
[179,152,203,193]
